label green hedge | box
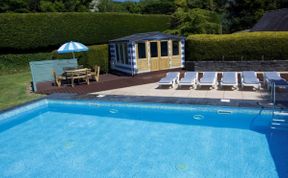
[186,32,288,61]
[0,44,109,75]
[0,12,170,51]
[0,52,52,75]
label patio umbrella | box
[57,41,89,59]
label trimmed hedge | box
[0,52,52,75]
[186,32,288,61]
[0,44,109,75]
[0,12,170,51]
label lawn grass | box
[0,72,42,110]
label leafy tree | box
[226,0,280,32]
[139,0,176,14]
[0,0,92,12]
[40,1,56,12]
[28,0,41,12]
[122,1,141,13]
[168,8,222,35]
[97,0,115,12]
[0,0,28,13]
[175,0,217,10]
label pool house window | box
[116,43,129,64]
[137,42,146,59]
[150,42,158,57]
[172,41,179,56]
[161,41,168,57]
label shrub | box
[186,32,288,61]
[86,44,109,73]
[0,12,170,51]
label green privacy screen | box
[29,59,77,91]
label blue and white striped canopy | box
[57,41,88,54]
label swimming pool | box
[0,99,287,178]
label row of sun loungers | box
[158,71,287,90]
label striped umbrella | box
[57,41,89,59]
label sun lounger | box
[219,72,238,89]
[197,72,217,89]
[178,72,198,88]
[264,72,287,89]
[241,71,261,90]
[158,72,180,88]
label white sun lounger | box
[264,72,287,90]
[178,72,198,88]
[219,72,238,89]
[197,72,217,89]
[241,71,261,90]
[158,72,180,88]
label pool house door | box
[149,41,159,71]
[159,40,169,70]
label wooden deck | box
[36,68,184,95]
[36,69,288,95]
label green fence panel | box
[29,59,77,91]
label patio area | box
[36,68,288,107]
[91,83,270,101]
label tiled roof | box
[251,8,288,31]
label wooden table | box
[63,68,91,87]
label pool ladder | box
[271,110,288,131]
[270,82,288,131]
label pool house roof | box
[251,8,288,31]
[110,32,184,43]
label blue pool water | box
[0,99,288,178]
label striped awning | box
[57,41,88,54]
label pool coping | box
[48,93,284,109]
[1,92,287,114]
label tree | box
[226,0,280,32]
[89,0,100,12]
[0,0,93,13]
[137,0,175,14]
[168,8,222,35]
[40,1,56,12]
[97,0,114,12]
[122,1,141,13]
[0,0,28,13]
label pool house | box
[109,32,185,75]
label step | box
[274,111,288,116]
[271,122,288,127]
[271,126,288,131]
[272,118,288,122]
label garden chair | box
[90,65,100,82]
[52,69,66,87]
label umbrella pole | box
[72,52,75,59]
